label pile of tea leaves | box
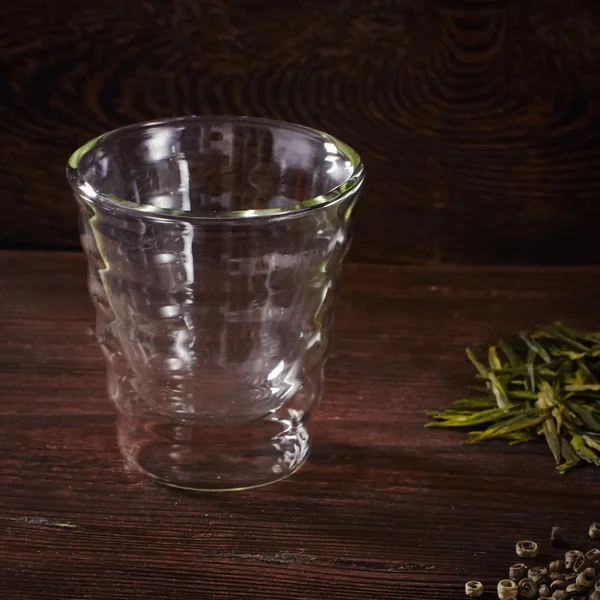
[426,323,600,473]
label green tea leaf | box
[527,362,536,393]
[499,340,521,368]
[520,332,552,364]
[557,437,580,474]
[568,402,600,432]
[488,346,503,371]
[542,324,590,352]
[442,398,497,411]
[426,407,515,428]
[577,360,598,384]
[488,372,512,410]
[466,348,489,378]
[466,413,544,444]
[505,432,537,445]
[542,416,561,464]
[571,434,600,466]
[583,434,600,453]
[507,391,538,400]
[565,384,600,392]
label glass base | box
[116,408,311,491]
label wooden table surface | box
[2,250,600,599]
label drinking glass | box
[67,116,364,491]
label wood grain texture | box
[3,251,600,598]
[2,0,600,263]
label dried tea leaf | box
[520,332,552,364]
[489,346,503,371]
[426,323,600,473]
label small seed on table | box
[465,581,484,597]
[573,555,587,573]
[575,567,595,590]
[551,526,567,547]
[497,579,518,600]
[565,550,584,571]
[516,540,539,558]
[528,566,548,583]
[538,583,550,598]
[509,563,528,581]
[517,578,537,600]
[549,560,564,573]
[586,549,600,568]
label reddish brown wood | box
[2,251,600,599]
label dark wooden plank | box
[2,1,600,264]
[2,251,600,598]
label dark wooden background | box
[3,0,600,264]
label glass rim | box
[66,115,365,222]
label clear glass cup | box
[67,116,364,491]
